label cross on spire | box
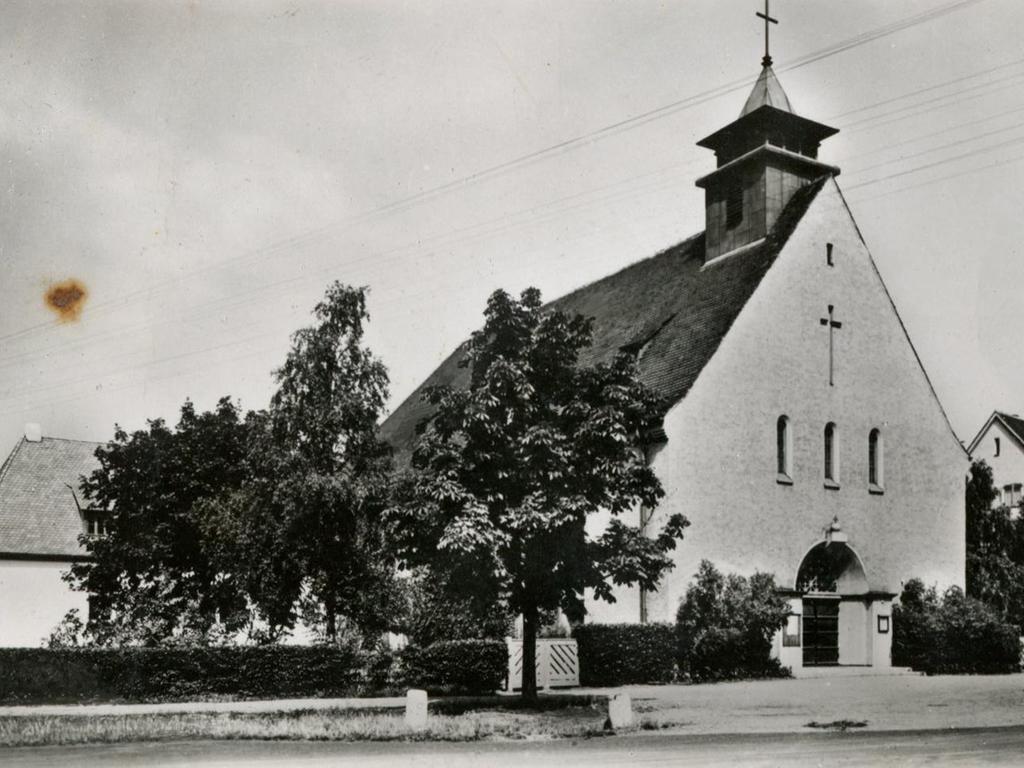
[820,305,843,387]
[756,0,779,68]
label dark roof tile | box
[0,437,101,558]
[996,411,1024,447]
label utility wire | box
[0,0,992,348]
[5,78,1024,387]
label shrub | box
[400,571,512,648]
[675,560,790,682]
[572,623,676,686]
[399,639,507,693]
[894,579,1021,674]
[0,646,367,704]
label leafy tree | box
[387,288,688,699]
[965,460,1024,627]
[203,283,397,642]
[68,398,251,645]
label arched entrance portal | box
[796,541,869,666]
[775,523,895,674]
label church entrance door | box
[802,598,839,666]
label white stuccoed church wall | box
[586,179,966,624]
[0,560,88,646]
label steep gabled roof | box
[0,436,101,559]
[380,177,828,461]
[999,412,1024,445]
[967,410,1024,455]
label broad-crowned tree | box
[68,398,251,645]
[387,288,688,699]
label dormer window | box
[84,510,109,537]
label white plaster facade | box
[0,560,88,647]
[586,179,965,672]
[967,413,1024,511]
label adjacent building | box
[967,411,1024,513]
[0,425,99,646]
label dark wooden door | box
[803,599,839,666]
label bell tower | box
[696,2,840,262]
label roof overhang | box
[0,551,91,563]
[966,410,1024,455]
[695,143,840,189]
[697,105,838,153]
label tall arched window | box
[868,429,883,489]
[777,415,792,479]
[824,422,839,484]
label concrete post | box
[404,689,428,729]
[608,693,633,729]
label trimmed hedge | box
[573,623,676,686]
[0,645,367,704]
[400,639,507,693]
[0,640,509,703]
[894,580,1021,674]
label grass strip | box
[0,704,611,748]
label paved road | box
[5,727,1024,767]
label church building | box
[381,33,966,673]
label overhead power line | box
[5,79,1024,389]
[0,0,992,349]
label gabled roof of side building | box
[379,177,829,462]
[967,410,1024,456]
[0,436,101,559]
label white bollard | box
[404,688,428,729]
[608,693,634,729]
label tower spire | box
[756,0,779,68]
[693,4,839,263]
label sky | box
[1,0,1022,452]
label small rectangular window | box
[877,615,890,634]
[826,243,834,266]
[726,181,743,229]
[1002,484,1022,507]
[783,614,801,646]
[85,512,108,537]
[995,437,1001,457]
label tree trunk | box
[521,603,539,702]
[325,592,337,643]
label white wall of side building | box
[0,559,88,647]
[973,420,1024,503]
[586,179,966,625]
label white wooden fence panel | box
[505,638,579,691]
